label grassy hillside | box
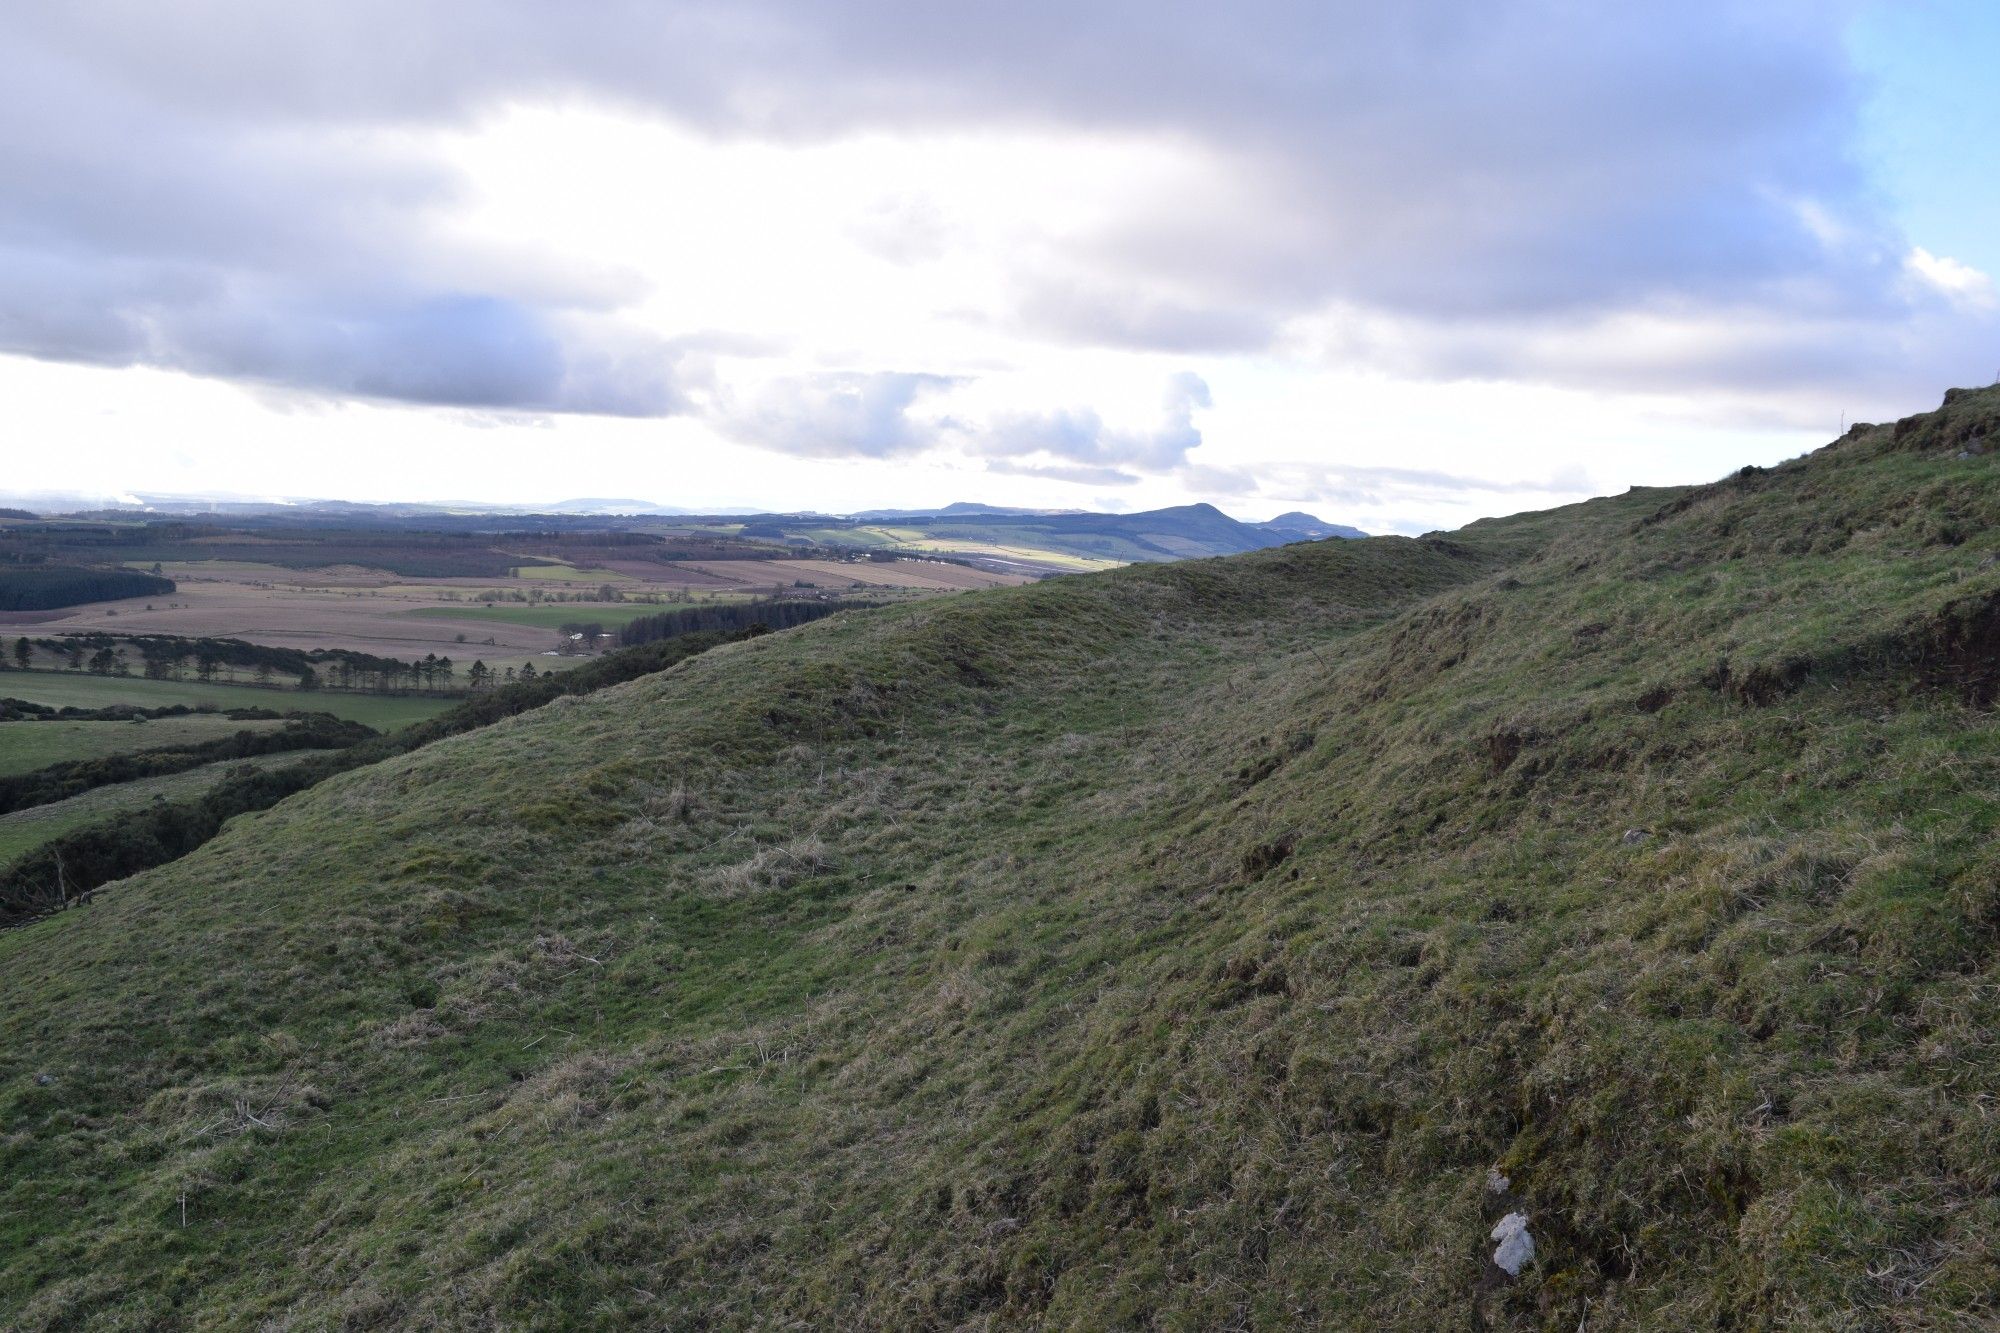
[2,390,1998,1328]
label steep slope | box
[3,391,1999,1329]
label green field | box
[0,749,334,865]
[0,715,288,777]
[407,602,669,631]
[788,525,902,548]
[507,560,636,582]
[0,672,455,730]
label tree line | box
[0,521,558,579]
[11,633,471,694]
[0,696,288,724]
[617,598,877,648]
[0,566,175,612]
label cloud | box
[0,254,698,415]
[707,368,1219,480]
[845,192,955,266]
[1183,458,1600,511]
[986,459,1143,487]
[711,371,958,458]
[0,2,1987,427]
[975,372,1210,477]
[1308,284,1999,424]
[1009,276,1274,354]
[0,20,683,416]
[1906,248,1996,309]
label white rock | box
[1490,1211,1534,1276]
[1486,1166,1510,1194]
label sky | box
[0,1,1993,533]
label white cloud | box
[1906,247,1997,308]
[709,371,959,459]
[972,372,1211,480]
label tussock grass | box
[3,391,2000,1328]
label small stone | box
[1622,828,1651,846]
[1486,1166,1510,1194]
[1490,1211,1535,1276]
[34,1073,55,1086]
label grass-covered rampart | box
[1,391,1997,1328]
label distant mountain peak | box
[1255,510,1366,540]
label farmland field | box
[0,748,335,864]
[36,565,597,674]
[54,569,563,660]
[894,537,1120,571]
[507,560,636,582]
[1,534,1030,789]
[775,558,1034,590]
[17,555,1009,672]
[405,602,676,631]
[0,672,453,730]
[0,714,288,776]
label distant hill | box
[1256,510,1367,540]
[7,491,1366,568]
[9,388,2000,1326]
[875,500,1348,565]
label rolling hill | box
[878,501,1357,565]
[1256,510,1367,541]
[2,389,1998,1328]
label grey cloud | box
[0,16,681,416]
[1183,459,1600,509]
[1338,290,2000,425]
[712,371,958,458]
[986,460,1142,486]
[0,253,695,416]
[977,372,1210,474]
[713,368,1214,475]
[1009,277,1275,354]
[0,2,1975,420]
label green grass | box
[791,525,901,548]
[507,561,636,582]
[0,749,334,864]
[406,603,675,631]
[0,672,455,731]
[2,390,1999,1327]
[0,715,288,777]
